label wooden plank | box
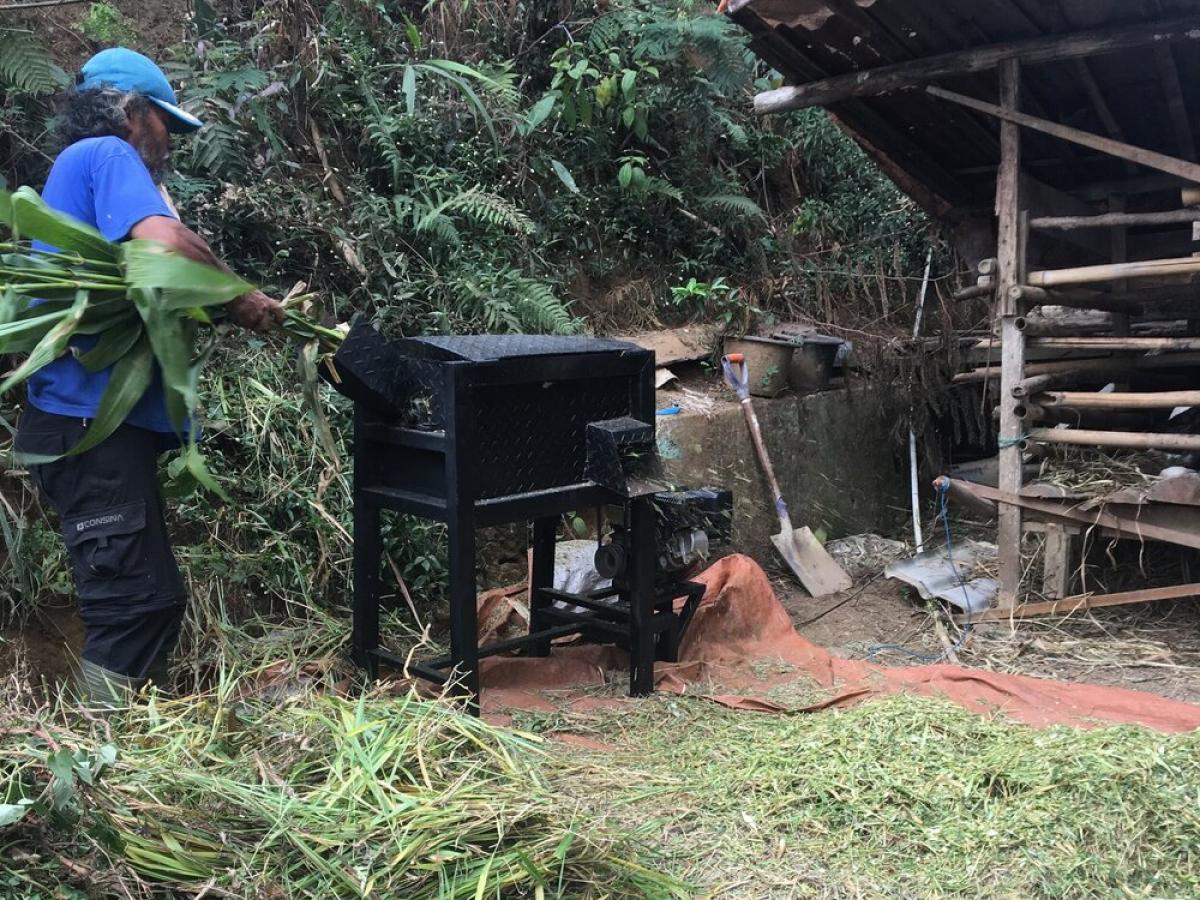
[1040,523,1072,600]
[996,58,1023,610]
[957,582,1200,623]
[935,477,1200,549]
[927,84,1200,185]
[615,326,717,366]
[753,16,1200,113]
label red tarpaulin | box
[478,554,1200,732]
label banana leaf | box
[4,187,118,263]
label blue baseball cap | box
[79,47,203,134]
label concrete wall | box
[657,387,909,560]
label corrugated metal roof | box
[729,0,1200,221]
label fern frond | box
[514,278,578,334]
[699,193,767,223]
[0,29,67,95]
[191,121,245,180]
[644,177,684,203]
[418,187,534,236]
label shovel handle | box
[723,354,790,529]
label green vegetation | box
[0,663,684,896]
[4,657,1198,897]
[0,0,941,627]
[77,3,138,47]
[539,693,1200,897]
[0,5,1064,897]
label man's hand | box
[229,290,285,332]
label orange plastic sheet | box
[479,554,1200,732]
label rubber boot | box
[143,651,171,695]
[78,658,144,711]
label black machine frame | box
[349,342,704,713]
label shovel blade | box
[771,526,852,597]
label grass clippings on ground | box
[534,692,1200,899]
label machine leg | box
[447,509,480,713]
[352,500,382,681]
[627,497,656,696]
[529,516,557,656]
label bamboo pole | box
[1023,428,1200,451]
[926,84,1200,185]
[995,58,1023,610]
[1014,316,1111,336]
[1012,402,1046,421]
[1012,373,1058,398]
[1030,208,1200,230]
[953,283,995,301]
[1027,255,1200,287]
[976,336,1200,351]
[1010,283,1200,314]
[1037,389,1200,409]
[953,351,1200,383]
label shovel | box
[722,353,852,597]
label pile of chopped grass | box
[0,675,684,898]
[535,693,1200,897]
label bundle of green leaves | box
[0,186,341,493]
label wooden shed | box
[729,1,1200,616]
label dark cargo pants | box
[15,405,187,679]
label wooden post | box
[996,58,1023,610]
[1041,524,1073,600]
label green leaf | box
[8,188,117,262]
[549,159,579,194]
[76,321,145,373]
[0,291,87,397]
[60,334,155,460]
[524,94,556,132]
[402,64,416,116]
[0,801,32,827]
[121,241,252,304]
[622,105,636,128]
[182,443,229,502]
[621,68,636,97]
[618,162,633,189]
[129,287,195,433]
[402,14,422,52]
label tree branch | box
[0,0,90,11]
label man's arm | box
[130,215,284,332]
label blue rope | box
[996,434,1028,449]
[866,479,974,663]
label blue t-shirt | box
[27,136,178,433]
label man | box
[12,48,283,705]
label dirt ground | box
[771,563,1200,706]
[0,600,84,694]
[6,553,1200,708]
